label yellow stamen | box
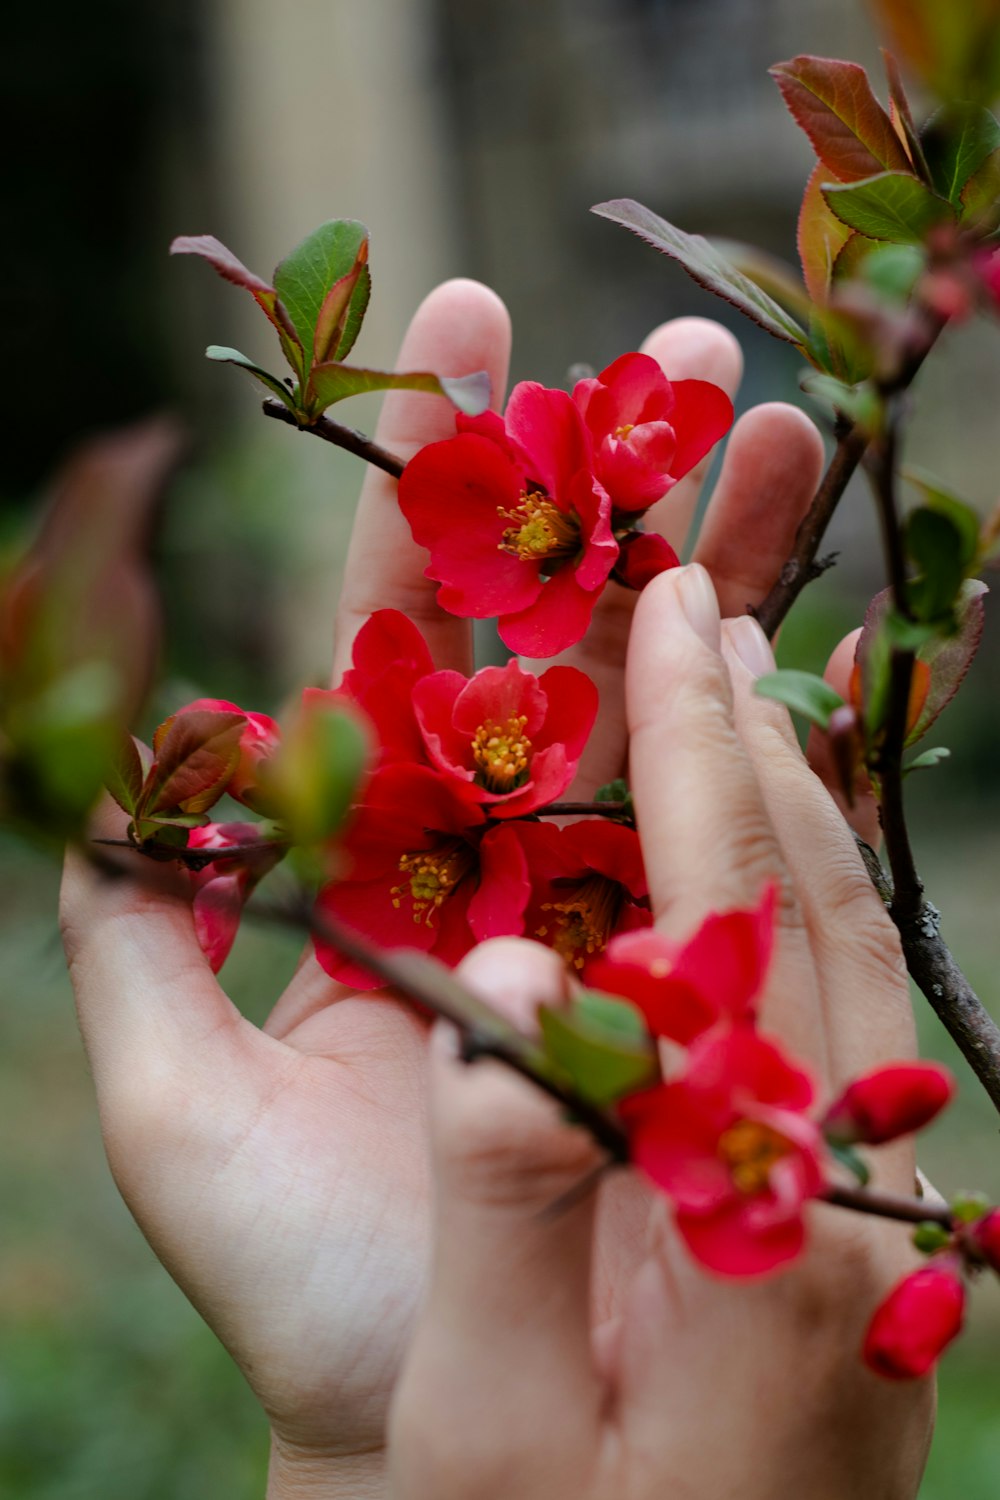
[718,1118,793,1195]
[613,423,635,440]
[391,842,474,926]
[497,490,580,562]
[472,714,532,793]
[539,874,622,971]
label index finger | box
[333,279,512,679]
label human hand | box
[388,563,932,1500]
[60,278,874,1497]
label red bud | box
[612,532,680,590]
[968,1209,1000,1273]
[863,1260,965,1379]
[824,1062,955,1146]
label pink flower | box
[164,696,281,809]
[413,655,597,816]
[514,819,651,973]
[863,1260,965,1379]
[313,763,530,988]
[397,384,617,657]
[335,609,435,767]
[187,822,284,972]
[620,1024,822,1277]
[573,352,733,513]
[588,884,777,1046]
[823,1062,955,1146]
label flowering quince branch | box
[260,396,405,480]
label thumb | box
[390,939,605,1498]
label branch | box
[533,800,632,820]
[752,420,869,638]
[821,1180,952,1228]
[261,399,405,480]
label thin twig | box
[261,399,405,479]
[752,421,870,638]
[534,801,632,820]
[821,1180,952,1228]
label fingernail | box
[729,615,776,679]
[676,563,720,649]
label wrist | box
[266,1436,385,1500]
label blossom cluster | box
[397,352,733,656]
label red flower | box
[336,609,434,766]
[588,883,777,1046]
[620,1025,822,1277]
[397,383,617,657]
[166,696,281,808]
[573,352,733,513]
[313,763,530,988]
[515,819,651,973]
[413,656,597,816]
[187,822,284,972]
[823,1062,955,1146]
[863,1260,965,1379]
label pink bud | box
[824,1062,954,1146]
[969,1209,1000,1273]
[612,531,680,590]
[863,1261,965,1379]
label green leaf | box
[800,372,882,429]
[823,172,955,242]
[105,735,148,815]
[593,778,634,818]
[905,507,971,622]
[311,238,371,364]
[754,670,846,731]
[951,1190,991,1223]
[905,745,951,772]
[960,145,1000,232]
[206,347,298,412]
[912,1221,951,1253]
[538,997,657,1108]
[922,103,1000,204]
[260,698,371,848]
[828,1141,871,1186]
[860,243,927,301]
[273,220,371,363]
[307,363,491,417]
[574,989,649,1041]
[770,56,913,182]
[903,469,981,567]
[591,199,809,350]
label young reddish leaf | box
[141,709,246,817]
[312,238,371,365]
[908,580,988,743]
[770,56,912,182]
[306,363,491,418]
[592,199,809,349]
[799,165,855,303]
[105,735,150,815]
[206,347,298,411]
[922,104,1000,205]
[881,50,930,178]
[870,0,1000,102]
[960,146,1000,233]
[273,220,371,363]
[170,235,303,367]
[259,694,371,848]
[823,173,955,242]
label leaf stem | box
[261,398,405,479]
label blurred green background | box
[3,0,1000,1494]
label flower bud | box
[968,1208,1000,1272]
[823,1062,954,1146]
[863,1260,965,1379]
[612,531,680,590]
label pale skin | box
[60,281,929,1498]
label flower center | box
[537,874,622,971]
[498,490,580,563]
[613,423,635,440]
[471,714,532,793]
[391,841,475,926]
[718,1118,793,1195]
